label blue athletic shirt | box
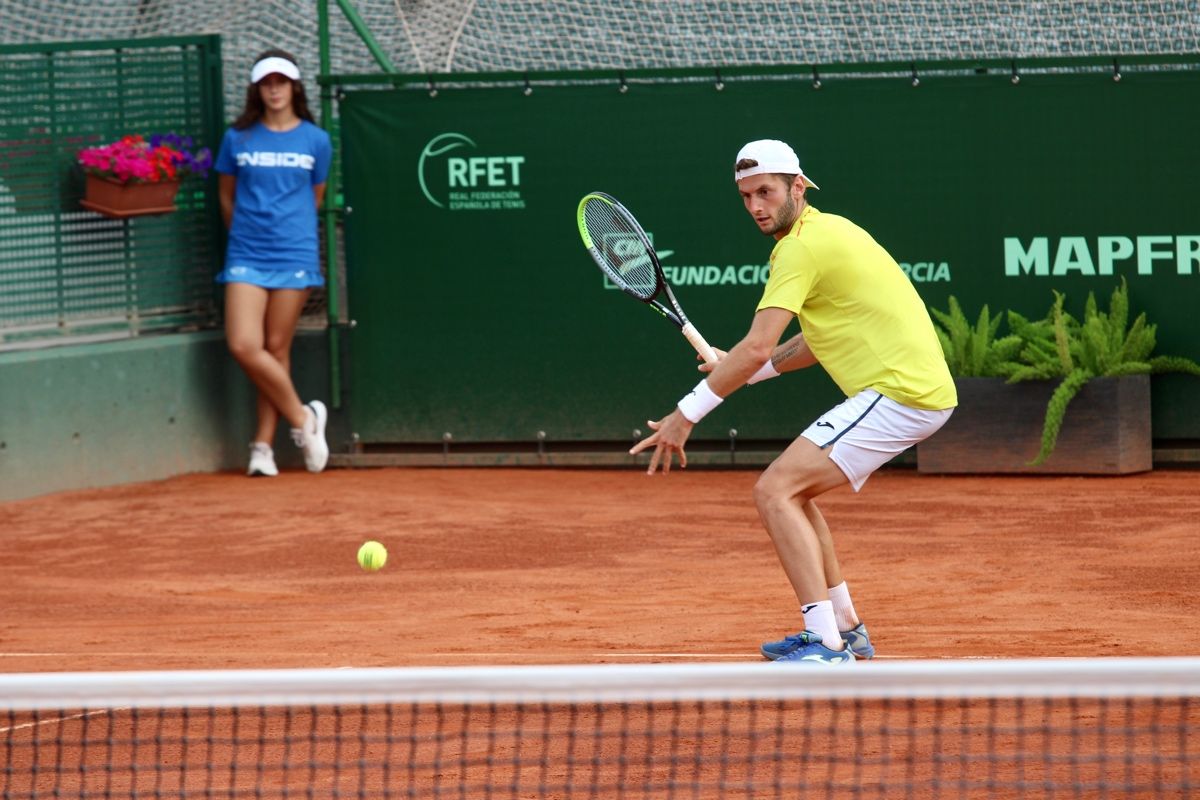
[214,120,332,273]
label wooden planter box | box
[80,173,179,218]
[917,375,1151,475]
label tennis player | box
[630,139,957,664]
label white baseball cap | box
[734,139,819,189]
[250,56,300,84]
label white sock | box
[801,600,843,650]
[827,581,860,632]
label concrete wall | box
[0,331,334,502]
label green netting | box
[2,2,1198,122]
[0,37,224,348]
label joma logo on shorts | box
[236,152,316,169]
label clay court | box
[4,466,1199,798]
[4,466,1198,671]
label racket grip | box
[680,322,719,365]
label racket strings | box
[582,200,658,300]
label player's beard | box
[764,193,799,237]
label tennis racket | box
[576,191,719,365]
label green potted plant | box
[929,296,1024,379]
[1008,280,1200,465]
[919,280,1200,474]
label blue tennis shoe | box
[770,631,856,665]
[840,623,876,659]
[761,622,875,661]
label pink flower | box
[77,133,211,184]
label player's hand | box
[629,408,695,475]
[697,348,728,373]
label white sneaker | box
[290,400,329,473]
[247,442,278,477]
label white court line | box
[0,708,120,734]
[872,655,1109,660]
[1,653,158,657]
[0,652,752,660]
[2,652,1098,661]
[582,654,750,659]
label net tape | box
[4,660,1198,799]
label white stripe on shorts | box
[800,389,954,492]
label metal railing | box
[0,35,225,351]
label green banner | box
[341,69,1200,444]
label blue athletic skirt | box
[216,265,325,289]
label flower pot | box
[80,173,180,218]
[917,375,1152,475]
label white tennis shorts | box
[800,389,954,492]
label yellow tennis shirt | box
[756,205,957,410]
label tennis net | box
[3,658,1198,798]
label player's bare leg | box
[753,436,849,650]
[252,288,309,443]
[225,283,309,430]
[803,500,845,590]
[803,499,866,640]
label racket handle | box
[681,322,719,365]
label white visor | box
[734,139,819,189]
[250,57,300,84]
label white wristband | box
[677,379,723,423]
[747,358,781,385]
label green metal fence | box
[0,35,225,350]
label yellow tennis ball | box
[357,540,388,572]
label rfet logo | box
[418,133,526,211]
